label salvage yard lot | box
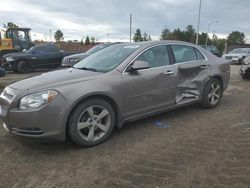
[0,65,250,188]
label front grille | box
[225,56,233,60]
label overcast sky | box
[0,0,250,42]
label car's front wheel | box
[17,61,31,73]
[201,78,223,109]
[68,98,115,147]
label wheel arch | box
[15,59,32,68]
[65,93,122,139]
[210,75,223,90]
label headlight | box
[69,58,81,63]
[233,56,239,58]
[6,57,14,61]
[19,90,58,110]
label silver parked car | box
[240,56,250,79]
[0,41,230,146]
[222,48,250,64]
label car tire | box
[68,98,115,147]
[11,63,18,72]
[201,78,223,109]
[241,74,250,80]
[17,61,31,73]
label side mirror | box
[129,60,150,72]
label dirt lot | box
[0,66,250,188]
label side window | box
[171,45,197,63]
[136,45,169,68]
[194,48,205,60]
[43,45,59,53]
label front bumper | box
[0,91,70,141]
[0,59,15,71]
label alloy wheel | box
[208,83,221,105]
[77,105,111,141]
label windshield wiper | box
[74,67,98,72]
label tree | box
[80,39,84,45]
[227,31,245,44]
[184,25,195,43]
[199,32,210,45]
[85,36,90,45]
[142,32,148,41]
[3,22,18,28]
[90,36,96,44]
[160,25,195,42]
[133,29,143,42]
[3,22,19,38]
[54,29,64,42]
[160,27,171,40]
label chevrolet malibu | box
[0,41,230,146]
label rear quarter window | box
[194,48,205,60]
[171,45,197,63]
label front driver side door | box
[122,45,178,118]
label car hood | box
[3,52,31,58]
[223,53,245,57]
[9,68,102,92]
[64,52,91,60]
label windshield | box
[74,44,140,72]
[230,48,247,54]
[87,44,110,54]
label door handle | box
[200,65,209,69]
[163,70,175,75]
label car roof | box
[114,40,198,49]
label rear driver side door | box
[170,44,210,104]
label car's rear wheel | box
[68,99,115,147]
[17,61,31,73]
[201,78,223,109]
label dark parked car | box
[0,41,230,147]
[1,44,79,73]
[61,43,120,67]
[240,56,250,79]
[200,45,221,57]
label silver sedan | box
[0,41,230,147]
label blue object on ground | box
[154,121,171,128]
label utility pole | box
[195,0,202,45]
[130,13,132,43]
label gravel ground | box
[0,65,250,188]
